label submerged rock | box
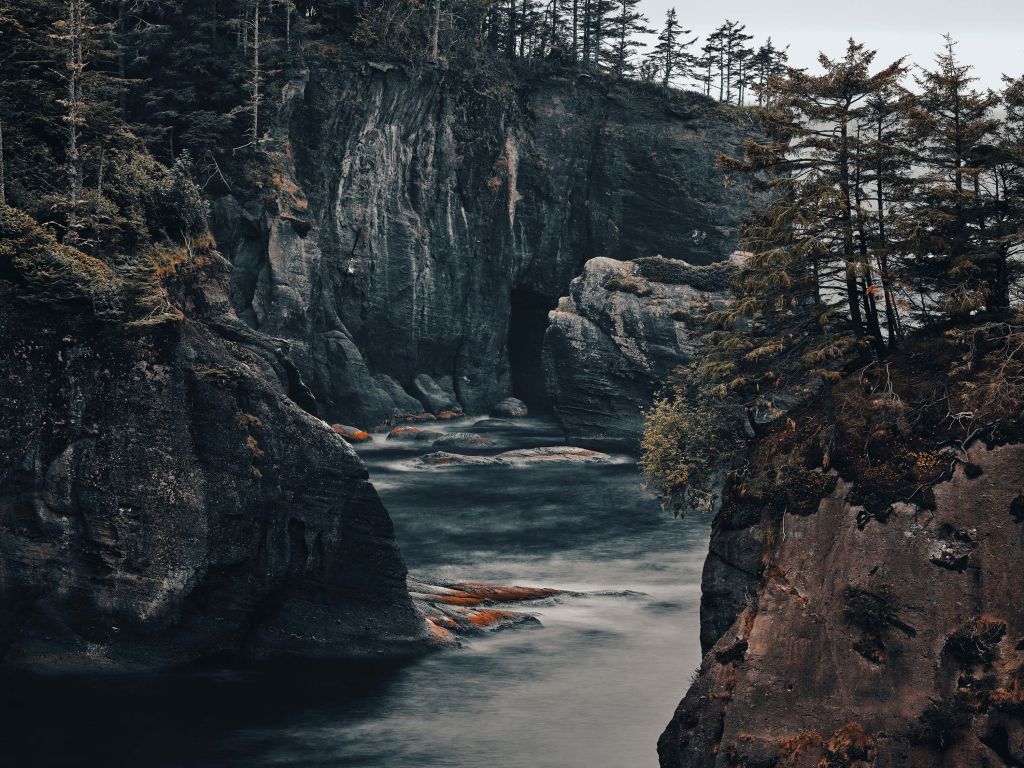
[491,397,529,418]
[431,432,499,453]
[387,426,444,442]
[543,256,733,449]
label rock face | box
[0,254,427,672]
[544,256,733,449]
[211,54,756,429]
[659,444,1024,768]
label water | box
[2,417,709,768]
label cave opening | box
[508,288,558,412]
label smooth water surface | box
[2,417,709,768]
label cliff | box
[659,342,1024,767]
[212,54,757,429]
[543,255,734,448]
[0,231,427,672]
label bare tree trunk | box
[66,0,84,244]
[252,0,260,149]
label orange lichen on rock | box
[447,581,561,603]
[331,424,372,443]
[466,609,524,629]
[426,618,457,646]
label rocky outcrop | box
[544,256,734,449]
[212,54,756,429]
[0,253,427,673]
[660,443,1024,768]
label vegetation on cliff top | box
[643,38,1024,516]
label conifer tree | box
[652,8,695,88]
[906,36,1003,317]
[604,0,652,76]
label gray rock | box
[211,60,757,429]
[418,446,611,468]
[543,256,733,449]
[387,427,444,442]
[432,433,499,453]
[412,374,460,415]
[491,397,529,418]
[0,257,427,673]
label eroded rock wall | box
[213,55,756,428]
[660,444,1024,767]
[0,254,427,673]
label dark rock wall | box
[0,255,426,673]
[212,57,756,428]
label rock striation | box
[211,54,757,429]
[543,256,734,449]
[0,251,427,673]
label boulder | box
[412,374,461,415]
[432,432,499,453]
[331,424,373,443]
[387,426,444,442]
[491,397,529,418]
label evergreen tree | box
[604,0,652,76]
[651,8,696,88]
[906,36,1003,317]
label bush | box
[945,619,1006,666]
[910,695,972,749]
[634,256,735,291]
[0,204,123,314]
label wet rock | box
[417,446,610,467]
[412,374,460,415]
[411,579,560,641]
[331,424,373,443]
[418,452,504,467]
[499,446,612,466]
[387,426,444,442]
[431,433,499,453]
[491,397,529,418]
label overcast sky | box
[638,0,1024,91]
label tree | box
[905,35,1003,317]
[651,8,696,88]
[718,40,910,366]
[604,0,652,76]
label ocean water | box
[2,417,709,768]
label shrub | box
[910,695,972,749]
[634,255,735,291]
[945,619,1006,666]
[0,204,123,314]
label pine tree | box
[718,40,909,362]
[604,0,652,76]
[652,8,695,88]
[907,35,1002,318]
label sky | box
[637,0,1024,91]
